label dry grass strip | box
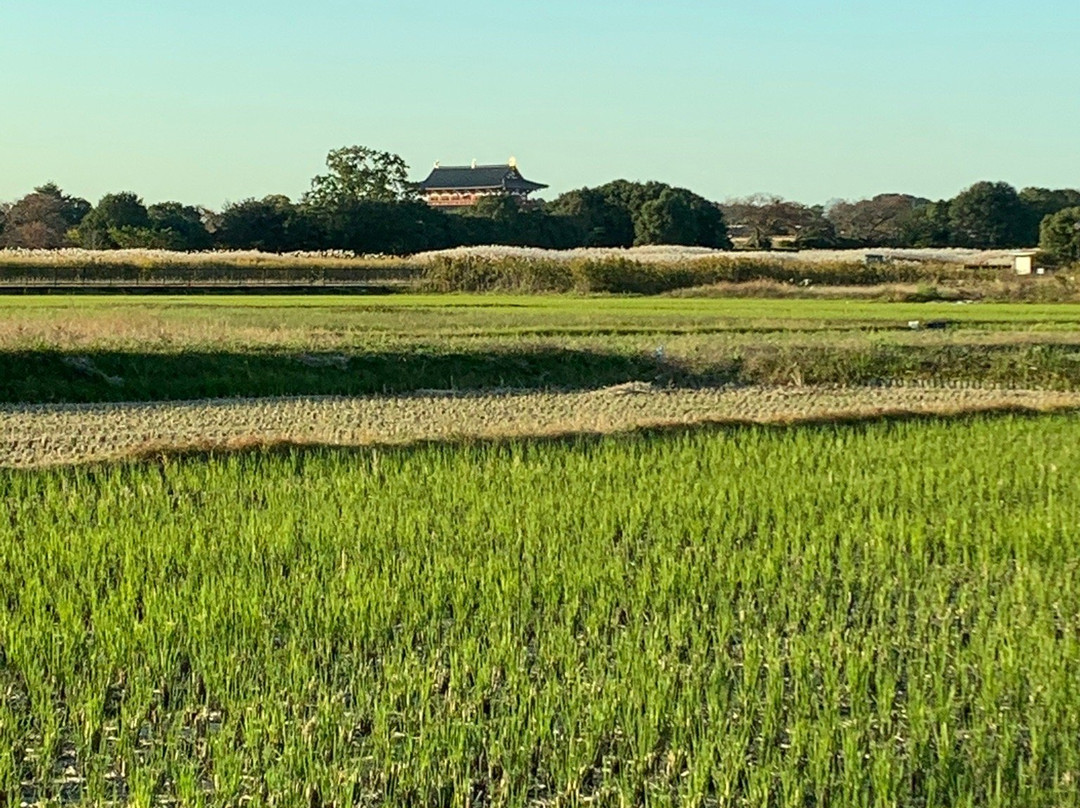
[3,384,1080,469]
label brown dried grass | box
[5,384,1079,469]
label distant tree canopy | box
[545,188,634,247]
[0,183,89,248]
[899,200,953,248]
[721,195,830,249]
[1021,187,1080,228]
[5,149,1080,260]
[634,187,731,248]
[1039,207,1080,264]
[947,181,1031,249]
[147,202,214,251]
[304,146,416,208]
[73,192,151,249]
[216,196,316,253]
[826,194,929,247]
[549,181,731,249]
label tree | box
[948,181,1030,248]
[215,196,317,252]
[793,208,839,248]
[315,199,454,254]
[73,192,152,249]
[546,188,634,247]
[899,200,952,247]
[1019,187,1080,245]
[556,180,731,248]
[1039,207,1080,264]
[304,146,416,209]
[466,194,522,224]
[826,194,928,246]
[0,184,90,248]
[634,187,731,247]
[147,202,213,251]
[594,180,671,220]
[721,195,818,248]
[454,195,579,249]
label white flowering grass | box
[0,246,1025,269]
[0,247,406,269]
[413,245,1023,266]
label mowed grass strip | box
[1,414,1079,805]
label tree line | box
[2,146,1079,262]
[727,184,1080,257]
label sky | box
[2,0,1079,209]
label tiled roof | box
[416,164,547,192]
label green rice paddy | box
[2,413,1078,806]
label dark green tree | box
[900,200,952,247]
[215,196,318,252]
[147,202,213,251]
[573,180,730,248]
[301,146,458,253]
[633,187,731,247]
[74,192,152,249]
[467,194,522,224]
[1039,207,1080,264]
[595,180,671,219]
[1019,187,1080,245]
[458,195,581,249]
[315,199,454,254]
[948,181,1030,248]
[548,188,635,247]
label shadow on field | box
[1,348,731,405]
[7,343,1080,405]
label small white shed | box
[1012,251,1038,275]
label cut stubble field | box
[5,383,1080,469]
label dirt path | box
[3,384,1079,469]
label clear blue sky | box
[2,0,1078,208]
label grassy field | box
[4,292,1080,805]
[4,295,1080,403]
[2,415,1079,805]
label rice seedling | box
[1,414,1079,805]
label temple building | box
[415,158,548,208]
